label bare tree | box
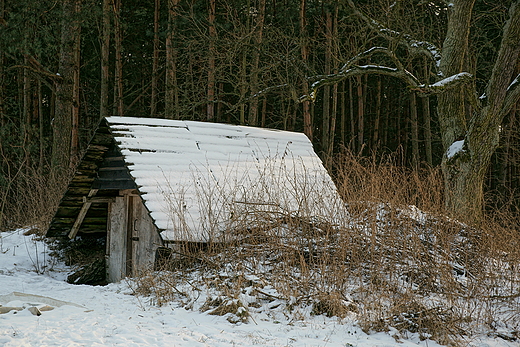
[306,0,520,220]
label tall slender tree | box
[150,0,160,118]
[100,0,111,120]
[165,0,180,119]
[53,0,81,171]
[207,0,216,121]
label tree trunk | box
[70,0,81,166]
[373,76,381,150]
[100,0,111,120]
[349,79,354,151]
[165,0,180,119]
[410,92,419,168]
[150,0,160,117]
[0,0,4,128]
[321,10,332,157]
[52,0,78,171]
[207,0,216,121]
[440,0,520,220]
[300,0,312,140]
[340,81,346,146]
[38,80,44,170]
[112,0,123,116]
[248,0,266,126]
[423,96,433,166]
[356,75,364,153]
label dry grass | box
[0,167,68,234]
[133,150,520,345]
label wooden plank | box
[107,196,127,282]
[68,189,99,239]
[132,195,163,276]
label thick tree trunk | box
[439,0,520,220]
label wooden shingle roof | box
[47,117,345,242]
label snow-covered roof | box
[105,116,344,242]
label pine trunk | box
[100,0,111,120]
[300,0,312,140]
[150,0,160,117]
[52,0,78,171]
[165,0,179,119]
[70,0,81,166]
[112,0,123,116]
[356,75,364,153]
[410,92,419,168]
[207,0,216,121]
[248,0,266,126]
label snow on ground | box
[0,228,515,347]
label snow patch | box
[431,72,471,88]
[447,140,465,159]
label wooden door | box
[107,196,127,282]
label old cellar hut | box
[46,117,344,282]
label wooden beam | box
[68,189,99,239]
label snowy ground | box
[0,228,516,347]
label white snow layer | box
[106,117,345,242]
[431,72,471,88]
[0,228,455,347]
[2,229,515,346]
[447,139,465,159]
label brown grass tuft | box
[132,149,520,345]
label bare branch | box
[412,72,474,96]
[340,47,405,72]
[345,0,442,74]
[301,64,421,102]
[302,68,472,102]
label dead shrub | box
[132,149,520,345]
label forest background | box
[0,0,519,230]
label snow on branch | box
[301,68,472,103]
[340,47,405,73]
[413,72,473,96]
[346,0,442,74]
[301,64,421,102]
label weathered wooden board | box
[106,196,127,283]
[131,195,163,276]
